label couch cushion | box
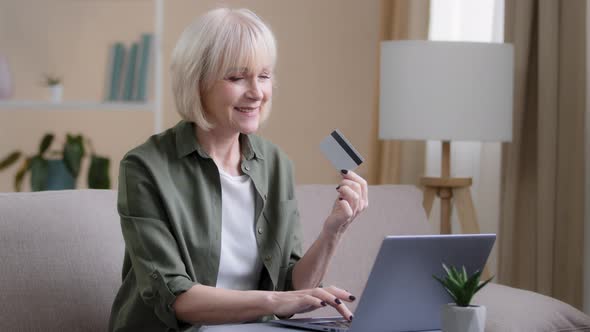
[0,190,122,332]
[295,184,434,315]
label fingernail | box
[320,301,327,306]
[335,298,342,305]
[349,295,356,301]
[336,185,341,190]
[341,169,348,174]
[349,315,354,321]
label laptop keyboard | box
[314,319,352,329]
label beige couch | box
[0,186,589,331]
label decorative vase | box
[42,160,75,190]
[49,84,63,103]
[441,304,486,332]
[0,54,13,99]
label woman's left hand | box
[323,170,369,235]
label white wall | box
[584,0,590,315]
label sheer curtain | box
[427,0,504,275]
[371,0,429,185]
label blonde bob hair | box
[170,8,277,131]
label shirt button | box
[258,227,263,234]
[151,273,158,280]
[265,255,272,261]
[244,165,250,171]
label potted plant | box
[0,133,110,191]
[433,264,494,332]
[43,73,63,102]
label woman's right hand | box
[268,286,355,321]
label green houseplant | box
[42,73,62,87]
[0,133,110,191]
[433,264,493,332]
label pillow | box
[474,283,590,332]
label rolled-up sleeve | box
[118,157,197,330]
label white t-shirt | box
[215,167,262,290]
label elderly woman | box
[109,7,368,332]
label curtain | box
[499,0,587,309]
[371,0,429,185]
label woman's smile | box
[234,106,259,115]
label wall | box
[0,0,381,191]
[0,0,155,191]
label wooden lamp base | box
[421,141,490,279]
[421,176,480,235]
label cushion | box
[0,190,122,332]
[475,283,590,332]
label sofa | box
[0,185,589,331]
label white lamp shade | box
[379,41,514,142]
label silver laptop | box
[273,234,496,332]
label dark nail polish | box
[349,315,354,321]
[341,169,348,174]
[349,295,356,301]
[320,301,327,306]
[336,185,341,190]
[335,298,342,305]
[339,197,344,201]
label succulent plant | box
[42,73,62,86]
[433,264,494,307]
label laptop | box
[272,234,496,332]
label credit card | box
[319,129,364,171]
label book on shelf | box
[134,33,153,102]
[106,42,125,101]
[122,42,139,101]
[105,33,153,103]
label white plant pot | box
[49,84,63,103]
[441,304,486,332]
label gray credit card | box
[319,129,364,171]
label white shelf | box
[0,100,154,111]
[0,0,163,133]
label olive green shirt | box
[109,120,304,332]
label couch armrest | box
[474,283,590,332]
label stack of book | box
[106,33,153,102]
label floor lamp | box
[379,41,514,276]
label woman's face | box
[202,67,273,135]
